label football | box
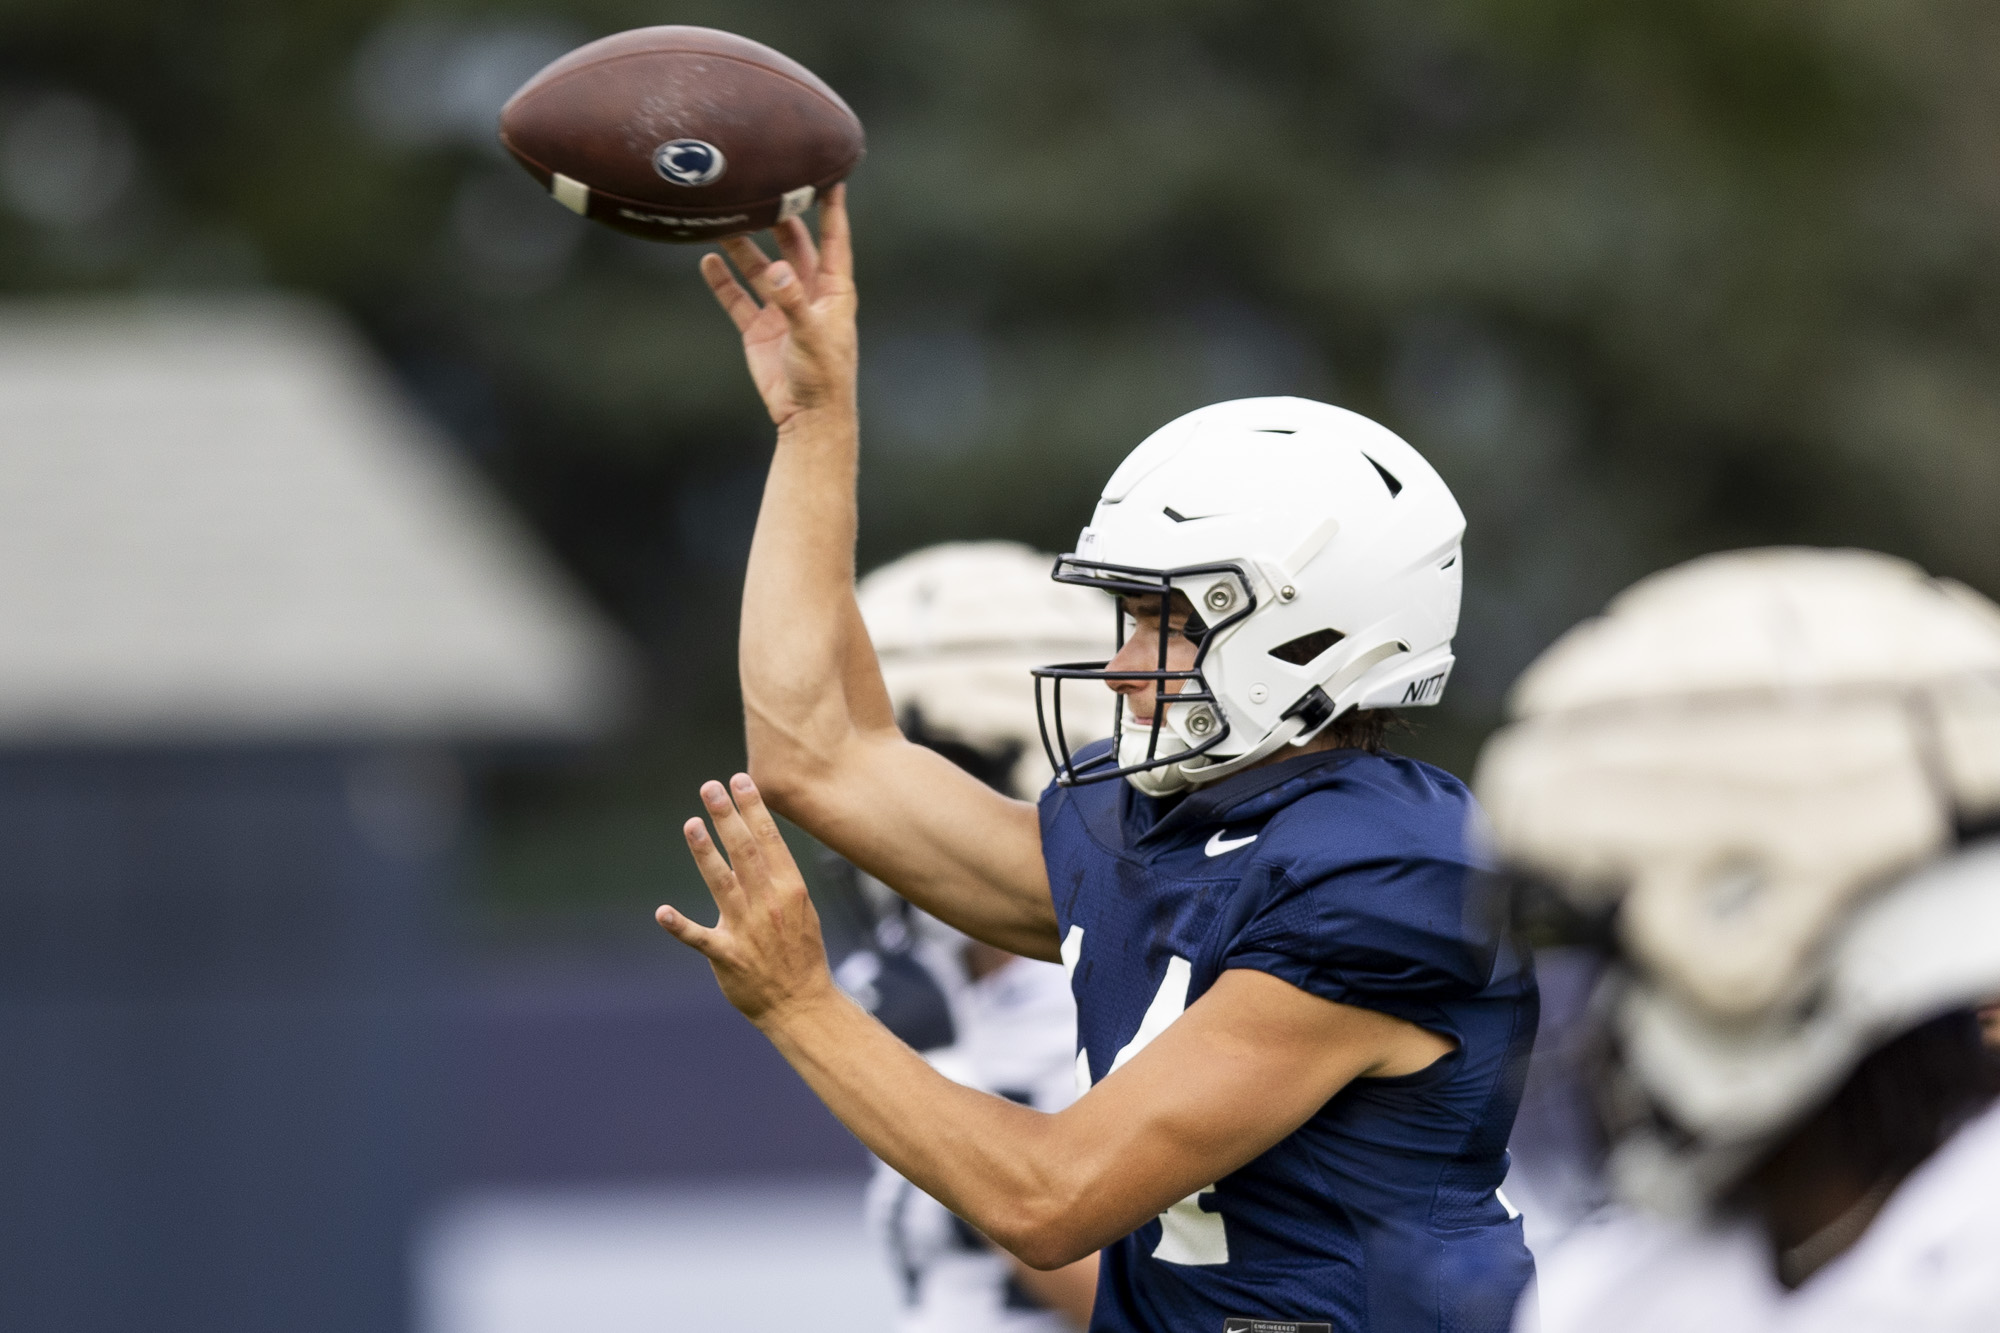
[498,26,864,243]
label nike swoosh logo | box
[1204,830,1258,857]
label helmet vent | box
[1269,627,1346,666]
[1363,454,1403,497]
[1255,428,1295,434]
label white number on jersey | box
[1064,928,1229,1266]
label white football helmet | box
[1476,548,2000,1211]
[1032,396,1465,795]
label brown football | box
[498,26,864,243]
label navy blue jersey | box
[1039,745,1537,1333]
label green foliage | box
[7,0,1999,914]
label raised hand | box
[699,184,857,428]
[657,773,837,1026]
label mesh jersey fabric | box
[1040,744,1538,1333]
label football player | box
[1476,549,2000,1331]
[655,187,1538,1332]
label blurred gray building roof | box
[0,294,632,744]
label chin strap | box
[1137,643,1408,792]
[1175,714,1310,787]
[1177,686,1338,788]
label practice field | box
[419,1177,896,1333]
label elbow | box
[741,713,812,795]
[1010,1228,1097,1274]
[742,710,851,821]
[746,716,886,825]
[985,1192,1098,1272]
[1014,1233,1095,1274]
[743,752,811,817]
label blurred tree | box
[4,0,1996,914]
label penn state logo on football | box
[653,138,726,186]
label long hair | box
[1328,707,1401,753]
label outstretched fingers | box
[700,778,773,881]
[817,183,853,282]
[724,773,793,860]
[655,902,719,957]
[684,810,751,918]
[719,233,773,283]
[714,234,807,329]
[699,253,760,332]
[772,216,820,290]
[667,777,830,1023]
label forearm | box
[740,404,895,784]
[754,971,1433,1269]
[758,985,1098,1267]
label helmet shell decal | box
[653,139,727,186]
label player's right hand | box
[699,183,857,430]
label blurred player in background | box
[831,542,1108,1330]
[655,191,1538,1333]
[1476,549,2000,1333]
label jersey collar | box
[1130,745,1373,849]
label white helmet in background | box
[1476,548,2000,1211]
[859,540,1113,800]
[1033,396,1465,795]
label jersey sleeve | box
[1222,852,1502,1021]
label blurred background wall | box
[2,1,1998,1329]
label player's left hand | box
[657,773,836,1026]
